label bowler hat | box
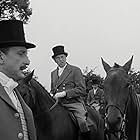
[0,20,36,49]
[52,45,68,59]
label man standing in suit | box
[0,20,36,140]
[51,45,90,138]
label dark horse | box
[102,56,140,140]
[17,72,104,140]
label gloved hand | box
[54,91,66,99]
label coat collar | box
[0,84,17,110]
[0,72,18,93]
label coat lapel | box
[0,84,16,110]
[55,64,72,88]
[52,68,59,87]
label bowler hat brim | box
[52,52,68,59]
[0,41,36,49]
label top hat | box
[0,20,36,49]
[52,45,68,59]
[92,79,100,85]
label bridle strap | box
[106,104,124,117]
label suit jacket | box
[87,87,104,105]
[51,64,86,104]
[0,84,36,140]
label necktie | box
[14,90,29,140]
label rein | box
[49,98,59,111]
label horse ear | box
[22,70,34,84]
[101,57,111,73]
[123,56,133,73]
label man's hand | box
[54,91,66,99]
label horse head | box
[102,56,133,139]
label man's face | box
[1,46,30,81]
[93,84,98,90]
[54,54,67,68]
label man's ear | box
[0,51,5,64]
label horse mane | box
[113,62,121,68]
[30,78,56,108]
[28,78,55,134]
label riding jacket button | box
[17,132,23,139]
[14,113,20,118]
[63,84,65,89]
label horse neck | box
[30,79,71,121]
[31,79,57,110]
[127,90,137,119]
[126,91,138,139]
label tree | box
[83,67,104,93]
[0,0,32,23]
[129,69,140,94]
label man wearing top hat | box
[50,45,90,139]
[0,20,36,140]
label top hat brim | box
[0,41,36,49]
[52,52,68,59]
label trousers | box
[63,102,90,132]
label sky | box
[24,0,140,91]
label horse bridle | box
[104,85,132,140]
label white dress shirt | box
[58,63,67,77]
[93,88,97,95]
[0,72,18,108]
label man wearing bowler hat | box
[51,45,90,139]
[0,20,36,140]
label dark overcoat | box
[51,64,87,104]
[0,84,36,140]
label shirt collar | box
[58,63,67,70]
[0,72,18,93]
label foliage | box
[83,67,104,93]
[129,69,140,94]
[83,67,140,94]
[0,0,32,23]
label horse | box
[101,56,140,140]
[17,71,104,140]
